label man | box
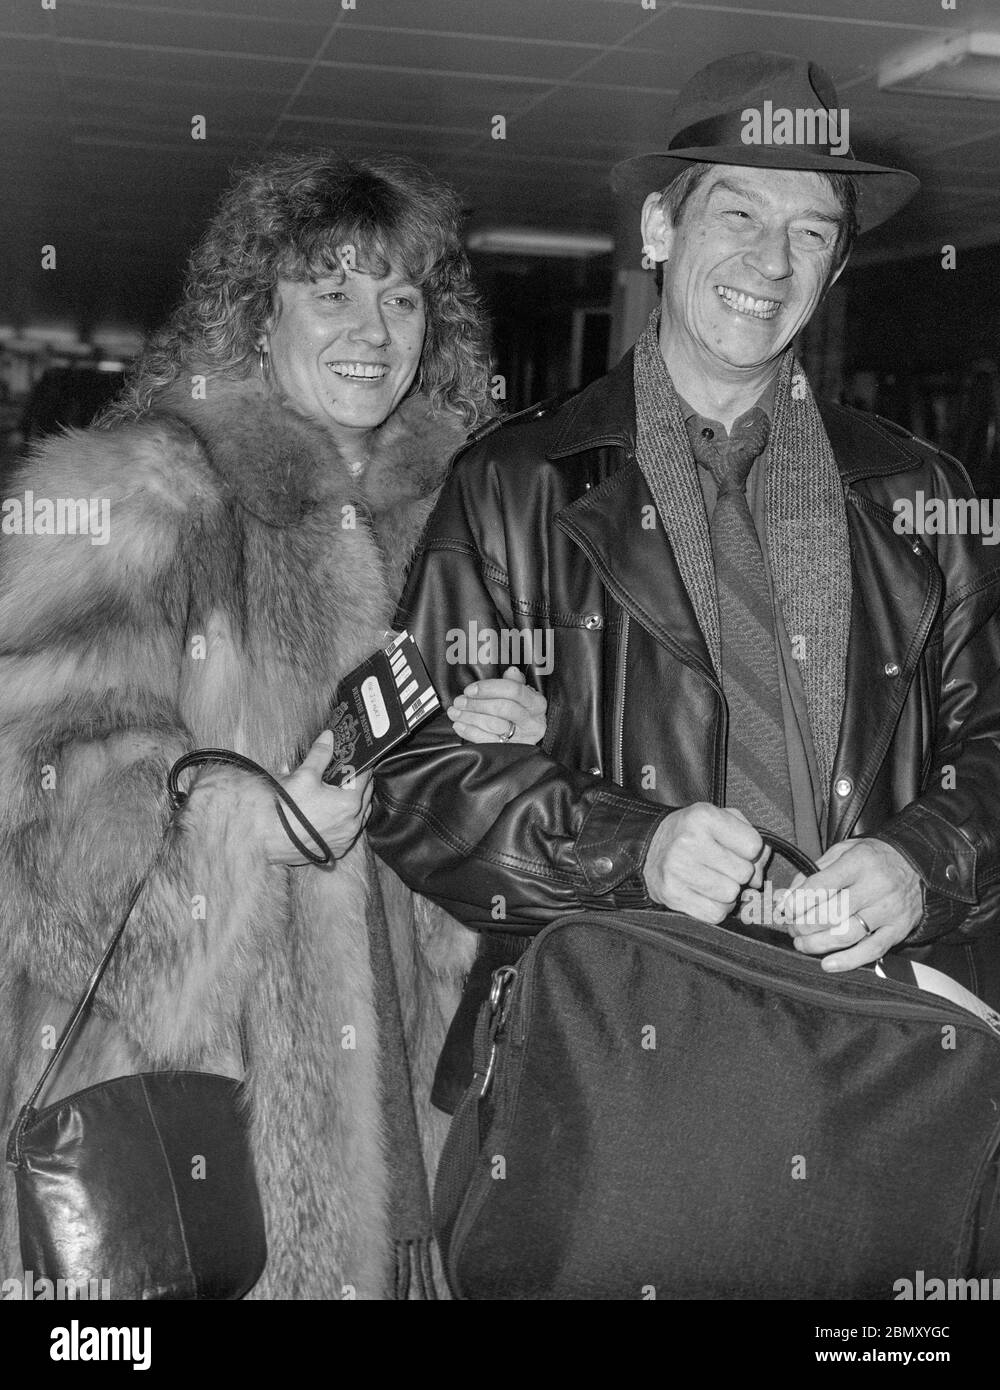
[370,52,1000,1112]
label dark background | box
[2,0,999,483]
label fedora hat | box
[611,52,919,232]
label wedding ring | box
[855,914,874,936]
[499,719,516,743]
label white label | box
[361,675,390,737]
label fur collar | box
[150,372,468,526]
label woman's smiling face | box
[263,263,426,453]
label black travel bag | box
[433,836,1000,1300]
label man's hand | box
[643,803,767,923]
[778,837,923,971]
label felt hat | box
[611,51,919,231]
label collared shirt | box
[678,389,825,862]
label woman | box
[0,151,544,1299]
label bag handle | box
[757,829,819,880]
[7,748,332,1166]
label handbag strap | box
[7,747,332,1166]
[6,878,148,1165]
[167,748,334,869]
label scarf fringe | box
[393,1237,439,1300]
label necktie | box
[688,408,797,853]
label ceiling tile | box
[323,27,588,80]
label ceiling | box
[3,0,1000,345]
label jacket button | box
[945,864,958,882]
[912,541,923,555]
[834,777,853,797]
[593,855,614,875]
[588,765,601,776]
[884,661,900,677]
[583,613,603,630]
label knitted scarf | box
[632,310,851,809]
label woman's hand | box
[446,667,548,746]
[264,731,373,866]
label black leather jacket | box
[371,350,1000,1106]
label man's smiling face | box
[643,164,847,382]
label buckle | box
[480,966,519,1098]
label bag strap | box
[167,748,334,869]
[6,879,148,1165]
[6,748,332,1166]
[757,830,818,880]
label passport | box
[322,630,440,785]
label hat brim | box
[611,147,920,232]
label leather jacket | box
[370,349,1000,1107]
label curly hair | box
[104,150,494,429]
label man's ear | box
[640,192,674,262]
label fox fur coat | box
[0,373,478,1299]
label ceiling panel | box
[3,0,1000,338]
[66,0,346,19]
[321,28,589,81]
[44,35,304,86]
[50,4,328,57]
[351,0,651,46]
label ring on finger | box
[854,913,875,936]
[499,718,516,743]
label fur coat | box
[0,374,478,1299]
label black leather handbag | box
[434,833,1000,1300]
[5,748,333,1301]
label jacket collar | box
[553,352,938,708]
[546,347,925,489]
[818,399,926,486]
[547,349,637,460]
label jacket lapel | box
[556,460,720,689]
[819,403,943,841]
[550,353,720,688]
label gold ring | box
[500,719,516,742]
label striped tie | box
[690,408,796,850]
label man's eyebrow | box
[706,177,766,206]
[796,207,843,226]
[706,177,843,224]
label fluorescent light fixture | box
[467,227,613,258]
[879,31,1000,100]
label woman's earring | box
[257,343,270,382]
